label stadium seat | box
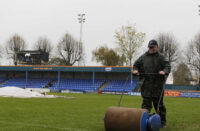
[0,78,53,88]
[50,78,105,92]
[102,80,138,92]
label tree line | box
[2,33,83,66]
[0,24,200,85]
[93,25,200,86]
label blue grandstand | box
[50,79,105,91]
[0,77,6,83]
[0,66,198,93]
[0,78,53,88]
[102,80,138,92]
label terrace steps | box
[98,81,108,91]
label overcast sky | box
[0,0,199,65]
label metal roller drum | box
[104,106,149,131]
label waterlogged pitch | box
[0,93,199,131]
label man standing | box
[133,40,171,128]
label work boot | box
[161,123,167,129]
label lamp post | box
[78,14,85,45]
[198,5,200,15]
[77,14,85,66]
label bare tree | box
[115,24,146,66]
[186,32,200,74]
[56,33,83,66]
[0,44,2,58]
[48,57,66,65]
[6,34,26,65]
[155,33,179,73]
[0,44,3,64]
[156,33,179,64]
[34,37,53,54]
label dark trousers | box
[141,96,166,124]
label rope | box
[156,75,167,114]
[118,75,130,107]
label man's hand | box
[159,71,165,75]
[133,70,139,75]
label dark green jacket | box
[133,51,171,97]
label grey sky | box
[0,0,199,65]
